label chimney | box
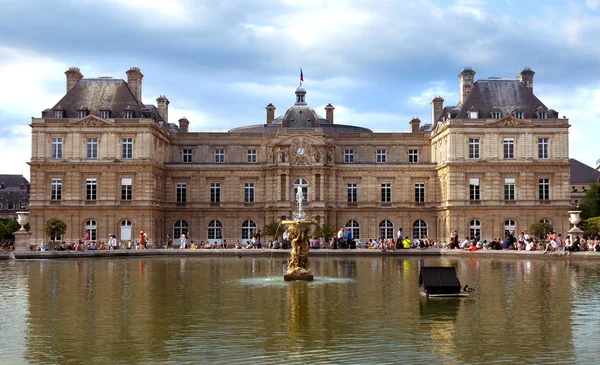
[126,67,144,102]
[65,67,83,93]
[178,117,189,132]
[409,117,421,133]
[458,67,476,104]
[430,96,444,124]
[266,103,275,124]
[325,103,335,123]
[156,95,170,122]
[516,67,535,92]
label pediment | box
[69,115,116,126]
[487,116,533,127]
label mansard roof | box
[0,175,29,189]
[42,78,158,119]
[455,79,558,119]
[570,159,600,184]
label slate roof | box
[0,175,29,190]
[441,79,558,121]
[42,78,161,120]
[228,115,372,133]
[0,175,29,207]
[570,159,600,184]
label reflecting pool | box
[1,256,600,364]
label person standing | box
[83,231,90,246]
[179,233,187,249]
[166,234,172,249]
[396,228,403,248]
[139,231,147,249]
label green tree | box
[43,218,67,242]
[580,217,600,237]
[263,221,285,241]
[580,183,600,219]
[4,219,21,240]
[529,222,554,241]
[0,222,7,240]
[313,223,336,241]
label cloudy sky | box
[1,0,599,179]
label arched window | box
[85,219,97,241]
[504,219,516,238]
[412,220,428,239]
[379,220,394,240]
[120,220,132,241]
[293,178,309,202]
[345,220,360,240]
[173,220,188,240]
[208,220,223,240]
[540,219,550,224]
[242,220,256,240]
[469,219,481,241]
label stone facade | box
[28,67,572,245]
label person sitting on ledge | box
[245,241,253,249]
[222,239,228,249]
[235,240,242,249]
[403,238,411,249]
[190,240,197,249]
[98,242,105,250]
[88,242,97,250]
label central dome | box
[282,105,321,128]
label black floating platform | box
[284,273,314,281]
[419,266,464,296]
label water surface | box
[1,256,599,364]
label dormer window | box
[123,111,133,119]
[538,112,547,119]
[514,111,524,119]
[77,111,86,118]
[468,111,478,119]
[54,110,64,118]
[490,112,501,119]
[100,110,111,119]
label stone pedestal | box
[284,273,314,282]
[14,230,31,252]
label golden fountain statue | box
[282,187,316,281]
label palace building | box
[28,66,572,245]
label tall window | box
[214,149,225,163]
[123,111,133,119]
[182,149,193,163]
[293,178,308,202]
[120,220,132,242]
[469,138,480,159]
[87,138,98,159]
[379,220,394,240]
[85,219,97,241]
[414,183,425,203]
[121,178,132,200]
[469,220,481,240]
[344,149,355,164]
[86,178,97,201]
[347,182,357,203]
[210,182,221,203]
[51,137,63,159]
[376,149,387,163]
[122,138,133,159]
[176,183,187,203]
[539,178,550,200]
[345,220,360,240]
[242,220,256,240]
[412,220,428,239]
[504,178,515,200]
[504,219,516,238]
[409,149,419,164]
[503,138,514,159]
[538,138,549,159]
[207,220,223,240]
[173,220,188,239]
[381,183,391,203]
[469,178,480,200]
[244,182,255,203]
[247,149,257,163]
[50,178,62,200]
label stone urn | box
[568,210,584,235]
[16,211,30,231]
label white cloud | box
[409,82,457,106]
[0,125,30,179]
[586,0,600,10]
[333,105,413,131]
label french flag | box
[300,68,304,83]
